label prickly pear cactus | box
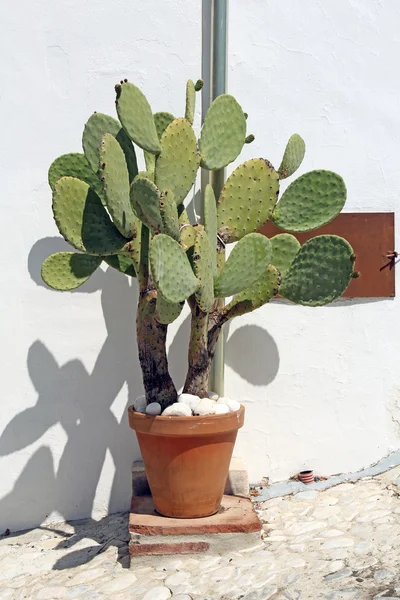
[41,77,358,406]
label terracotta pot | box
[299,470,314,484]
[128,405,245,518]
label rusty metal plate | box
[259,213,395,298]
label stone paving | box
[1,466,400,600]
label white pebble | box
[162,403,192,416]
[133,394,147,413]
[145,402,162,416]
[178,393,201,411]
[208,391,219,400]
[218,397,240,412]
[194,398,217,415]
[214,403,230,415]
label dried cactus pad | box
[155,293,183,325]
[226,264,281,313]
[82,112,138,183]
[48,153,103,201]
[104,254,136,277]
[200,94,246,170]
[270,234,301,276]
[52,177,127,255]
[214,233,272,298]
[116,82,161,154]
[150,234,199,303]
[155,118,200,205]
[217,158,279,243]
[272,170,346,233]
[192,226,214,312]
[41,252,102,291]
[278,134,306,180]
[280,235,354,306]
[99,133,135,238]
[204,184,218,273]
[130,176,163,234]
[154,112,175,139]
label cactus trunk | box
[183,305,212,398]
[136,290,177,409]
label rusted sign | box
[259,213,395,298]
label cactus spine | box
[41,78,358,407]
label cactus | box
[41,78,358,405]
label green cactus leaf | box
[185,79,196,124]
[160,189,180,241]
[48,153,104,201]
[116,82,161,154]
[226,264,281,313]
[130,176,163,234]
[214,233,272,298]
[271,170,346,233]
[217,158,279,243]
[200,94,246,170]
[99,133,136,238]
[270,234,301,276]
[41,252,102,291]
[204,184,218,273]
[103,254,136,277]
[155,292,184,325]
[154,112,175,139]
[82,112,138,183]
[52,176,127,255]
[155,118,200,205]
[192,226,214,312]
[178,207,196,251]
[278,134,306,180]
[150,234,199,303]
[144,150,156,174]
[280,235,354,306]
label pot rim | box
[128,404,245,436]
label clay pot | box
[128,405,245,518]
[299,470,314,484]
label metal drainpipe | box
[202,0,228,397]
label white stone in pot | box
[208,391,219,401]
[193,398,217,416]
[178,393,201,411]
[145,402,162,416]
[133,394,147,413]
[214,403,230,415]
[218,397,241,413]
[162,403,192,416]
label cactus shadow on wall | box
[0,239,142,547]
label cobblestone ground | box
[1,466,400,600]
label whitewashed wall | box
[1,0,399,532]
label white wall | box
[1,0,399,531]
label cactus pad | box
[48,153,104,200]
[160,189,180,241]
[99,133,136,237]
[271,234,301,276]
[278,134,306,179]
[116,82,160,154]
[155,293,184,324]
[217,159,279,243]
[41,252,102,290]
[130,176,163,234]
[185,80,196,125]
[204,184,218,273]
[280,235,354,306]
[192,226,214,312]
[52,177,127,255]
[82,112,138,182]
[150,234,199,303]
[154,112,175,139]
[226,264,281,313]
[214,233,272,298]
[200,94,246,170]
[272,170,346,232]
[155,118,200,205]
[144,150,156,174]
[178,207,196,251]
[104,254,136,277]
